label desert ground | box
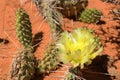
[0,0,120,80]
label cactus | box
[79,8,102,23]
[101,0,120,5]
[57,0,88,18]
[10,50,36,80]
[101,0,115,3]
[64,67,81,80]
[111,8,120,18]
[32,0,62,74]
[57,27,103,68]
[32,0,63,35]
[16,8,33,50]
[38,43,59,73]
[9,8,36,80]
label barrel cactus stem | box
[57,0,88,18]
[79,8,102,23]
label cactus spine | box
[32,0,63,74]
[16,8,33,50]
[38,43,59,73]
[101,0,120,5]
[64,67,81,80]
[57,0,88,18]
[10,8,36,80]
[10,50,36,80]
[33,0,63,35]
[79,8,102,23]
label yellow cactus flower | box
[57,28,103,68]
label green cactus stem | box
[10,8,36,80]
[38,43,59,73]
[32,0,63,35]
[16,8,33,50]
[79,8,102,23]
[10,50,36,80]
[64,67,81,80]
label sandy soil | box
[0,0,120,80]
